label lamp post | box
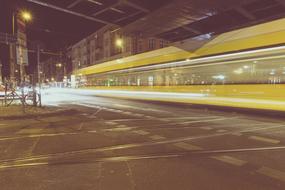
[115,38,123,54]
[19,10,32,83]
[11,9,32,84]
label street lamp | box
[115,38,123,54]
[56,63,62,68]
[115,38,123,48]
[20,10,32,22]
[12,10,32,34]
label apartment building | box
[70,25,169,72]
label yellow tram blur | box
[75,18,285,112]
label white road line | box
[133,114,144,117]
[78,123,84,130]
[257,166,285,183]
[216,129,227,133]
[144,116,156,119]
[200,126,213,130]
[75,103,101,109]
[158,119,171,122]
[231,132,242,136]
[112,110,123,113]
[249,136,280,144]
[86,115,97,119]
[116,125,127,128]
[104,121,118,125]
[173,142,203,151]
[159,116,223,120]
[211,155,247,166]
[0,132,78,141]
[0,162,48,170]
[149,135,166,140]
[133,130,150,135]
[114,104,170,113]
[123,112,133,115]
[17,128,43,134]
[104,127,133,132]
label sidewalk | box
[0,105,74,119]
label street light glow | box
[115,38,123,48]
[20,10,32,22]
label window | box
[159,40,164,48]
[148,39,155,50]
[138,40,143,52]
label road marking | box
[159,116,223,120]
[116,125,127,128]
[149,135,166,140]
[211,155,247,166]
[216,129,227,133]
[112,110,122,113]
[106,109,116,112]
[123,112,133,115]
[180,117,237,125]
[86,115,97,119]
[173,142,203,151]
[133,130,150,135]
[104,127,132,132]
[249,136,280,144]
[145,116,156,119]
[77,123,84,130]
[75,103,101,109]
[104,121,118,125]
[17,128,43,134]
[133,113,144,117]
[231,132,242,136]
[158,119,171,122]
[257,166,285,183]
[200,126,213,130]
[114,104,170,113]
[0,132,78,141]
[0,162,48,170]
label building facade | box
[42,55,64,83]
[70,25,169,73]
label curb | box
[0,108,79,120]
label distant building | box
[71,39,88,70]
[42,55,64,83]
[70,25,169,73]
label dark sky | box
[0,0,105,77]
[3,0,104,50]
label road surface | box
[0,88,285,190]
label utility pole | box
[33,43,41,107]
[0,60,2,85]
[9,12,16,85]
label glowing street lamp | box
[12,10,33,34]
[56,63,62,68]
[115,38,123,48]
[20,10,33,22]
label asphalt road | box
[1,88,285,190]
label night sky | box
[0,0,104,77]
